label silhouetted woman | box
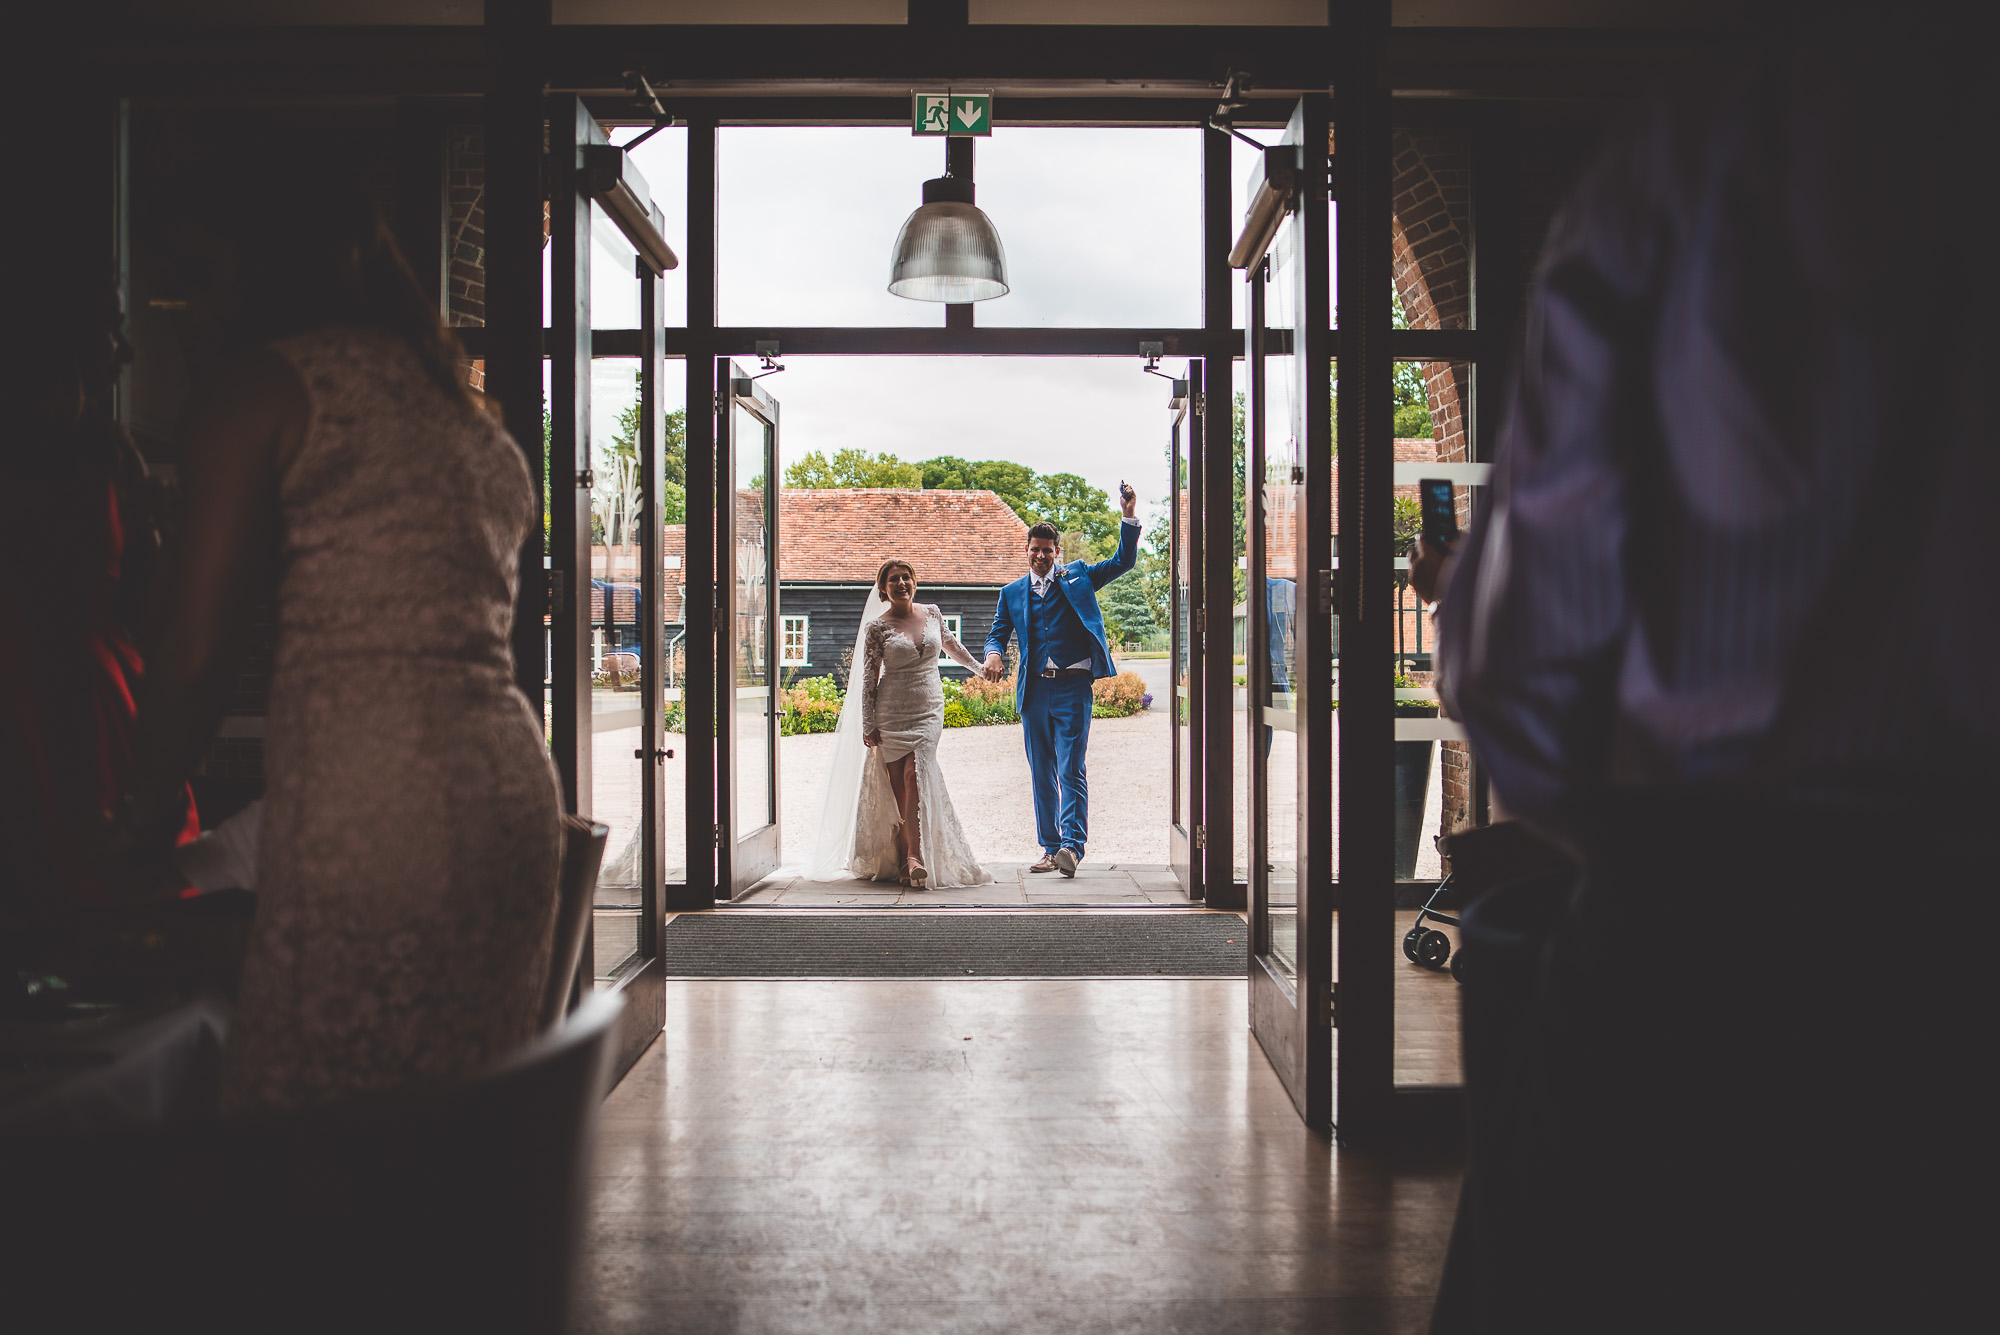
[118,164,561,1113]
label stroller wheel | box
[1415,929,1451,970]
[1402,926,1427,962]
[1448,951,1464,982]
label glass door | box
[716,360,781,896]
[1168,362,1202,898]
[1237,99,1335,1130]
[550,95,676,1068]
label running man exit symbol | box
[912,92,991,137]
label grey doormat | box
[663,912,1248,978]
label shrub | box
[1091,670,1148,719]
[942,700,972,728]
[956,673,1020,725]
[779,683,844,736]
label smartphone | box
[1118,479,1136,505]
[1418,478,1459,550]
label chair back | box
[541,814,609,1030]
[4,991,624,1335]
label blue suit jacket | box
[985,520,1140,713]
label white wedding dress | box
[809,598,992,888]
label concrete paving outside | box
[588,690,1448,904]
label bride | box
[809,559,993,889]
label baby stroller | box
[1402,840,1463,980]
[1403,822,1579,983]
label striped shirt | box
[1437,26,1997,833]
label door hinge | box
[1317,568,1334,615]
[1329,982,1340,1028]
[1193,824,1207,850]
[547,571,565,616]
[713,823,723,848]
[1195,608,1206,636]
[1193,391,1206,416]
[713,390,726,415]
[576,468,595,490]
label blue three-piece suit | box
[984,520,1140,859]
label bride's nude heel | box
[905,856,928,888]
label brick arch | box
[1388,129,1480,846]
[1390,129,1472,468]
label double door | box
[547,97,676,1075]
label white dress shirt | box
[1034,517,1139,671]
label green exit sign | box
[913,92,991,137]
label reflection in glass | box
[1173,434,1193,841]
[1257,231,1301,981]
[733,404,775,835]
[588,213,644,981]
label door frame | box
[714,359,783,898]
[1166,362,1201,900]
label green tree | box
[1131,512,1173,645]
[604,379,689,526]
[919,455,979,490]
[784,448,921,490]
[1028,472,1117,553]
[971,459,1038,517]
[1097,573,1158,647]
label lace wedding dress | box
[810,600,991,888]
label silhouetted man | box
[1419,10,1993,1332]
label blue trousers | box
[1022,675,1093,855]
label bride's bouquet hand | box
[863,730,881,748]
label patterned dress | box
[219,327,562,1114]
[854,606,991,888]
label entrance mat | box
[663,912,1248,978]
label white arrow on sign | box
[955,99,982,128]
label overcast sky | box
[569,124,1277,516]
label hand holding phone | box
[1418,478,1459,551]
[1118,480,1138,517]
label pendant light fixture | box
[887,172,1009,303]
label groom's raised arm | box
[1084,517,1141,590]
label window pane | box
[734,405,776,833]
[1392,360,1480,1087]
[719,128,946,328]
[975,128,1200,328]
[611,126,689,328]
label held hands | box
[864,729,881,749]
[981,653,1006,683]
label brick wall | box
[1389,129,1476,851]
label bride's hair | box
[875,558,916,594]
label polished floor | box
[576,979,1462,1334]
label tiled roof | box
[778,489,1028,586]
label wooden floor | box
[575,979,1462,1334]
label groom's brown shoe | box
[1029,854,1060,874]
[1054,848,1079,878]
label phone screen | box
[1419,479,1459,548]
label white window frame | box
[781,615,810,667]
[937,613,962,665]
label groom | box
[982,485,1141,877]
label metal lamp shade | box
[887,177,1009,303]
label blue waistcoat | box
[1028,581,1094,671]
